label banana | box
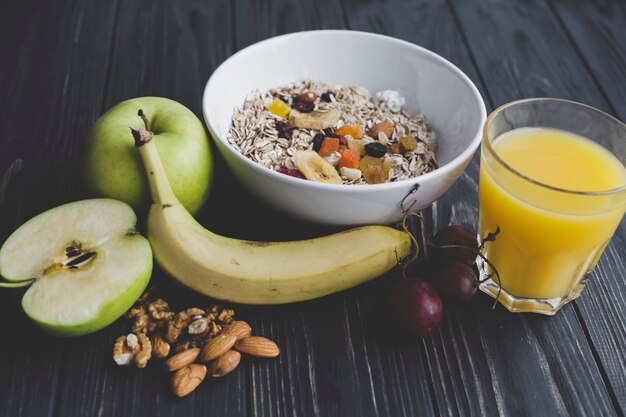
[132,120,412,304]
[288,109,341,130]
[296,150,343,184]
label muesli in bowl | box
[227,80,438,185]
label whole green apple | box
[82,97,212,215]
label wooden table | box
[1,0,625,416]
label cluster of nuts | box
[113,288,280,397]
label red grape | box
[433,262,478,302]
[433,225,478,265]
[390,279,443,336]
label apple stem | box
[0,279,35,288]
[132,128,178,206]
[138,109,151,131]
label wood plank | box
[345,0,623,415]
[232,1,437,416]
[444,0,625,415]
[0,0,119,416]
[548,0,626,120]
[543,4,626,406]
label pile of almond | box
[113,288,279,397]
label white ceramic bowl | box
[203,30,486,225]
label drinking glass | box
[478,98,626,315]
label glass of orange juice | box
[478,98,626,315]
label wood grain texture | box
[548,0,626,120]
[0,0,119,416]
[0,0,625,416]
[445,0,626,415]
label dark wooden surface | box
[0,0,625,416]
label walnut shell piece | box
[209,350,241,377]
[171,364,207,398]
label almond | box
[171,364,206,397]
[235,336,280,358]
[209,350,241,377]
[200,334,237,362]
[165,348,200,372]
[220,321,252,340]
[368,121,395,138]
[151,334,171,359]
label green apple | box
[82,97,212,215]
[0,199,152,336]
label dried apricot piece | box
[318,137,340,156]
[268,98,290,118]
[338,149,360,168]
[336,124,364,139]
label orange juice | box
[479,128,626,300]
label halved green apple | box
[0,199,152,336]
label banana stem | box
[132,111,178,206]
[0,279,35,288]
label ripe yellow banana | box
[133,123,412,304]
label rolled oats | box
[227,79,438,184]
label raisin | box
[312,133,325,151]
[338,135,348,146]
[365,142,387,158]
[321,91,334,102]
[292,101,315,113]
[274,120,293,140]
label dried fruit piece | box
[165,348,201,371]
[336,124,364,139]
[359,156,390,184]
[268,98,290,118]
[274,120,293,140]
[276,168,305,179]
[388,142,401,155]
[400,134,418,152]
[312,133,325,151]
[235,336,280,358]
[318,138,340,156]
[368,121,395,138]
[209,350,241,377]
[338,149,360,168]
[365,142,387,158]
[295,92,317,103]
[289,109,340,130]
[295,150,342,184]
[200,334,237,362]
[220,321,252,340]
[347,138,366,156]
[320,91,334,102]
[171,364,206,397]
[293,101,315,113]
